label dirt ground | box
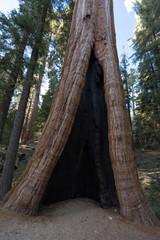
[135,149,160,185]
[0,146,160,240]
[0,198,160,240]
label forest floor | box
[0,144,160,240]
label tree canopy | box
[130,0,160,149]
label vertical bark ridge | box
[95,0,159,226]
[42,51,118,208]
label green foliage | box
[33,1,74,138]
[142,174,160,220]
[145,157,160,169]
[120,53,138,137]
[131,0,160,149]
[53,1,74,62]
[1,104,18,144]
[35,71,58,136]
[0,2,39,101]
[48,0,74,75]
[0,0,74,143]
[35,0,74,134]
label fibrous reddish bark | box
[1,0,159,226]
[42,51,119,208]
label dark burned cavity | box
[43,52,119,209]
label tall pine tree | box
[132,0,160,148]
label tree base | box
[42,52,119,209]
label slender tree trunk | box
[0,0,159,226]
[0,33,28,140]
[131,84,136,129]
[21,72,43,144]
[0,1,50,199]
[122,53,131,123]
[125,77,131,122]
[19,90,34,143]
[21,34,51,144]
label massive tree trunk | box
[0,0,50,200]
[0,0,159,226]
[42,51,119,208]
[0,33,28,140]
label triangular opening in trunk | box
[42,52,119,209]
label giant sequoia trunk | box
[42,51,119,208]
[1,0,159,226]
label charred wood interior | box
[42,52,119,209]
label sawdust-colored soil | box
[0,198,160,240]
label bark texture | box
[42,51,119,208]
[1,0,159,226]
